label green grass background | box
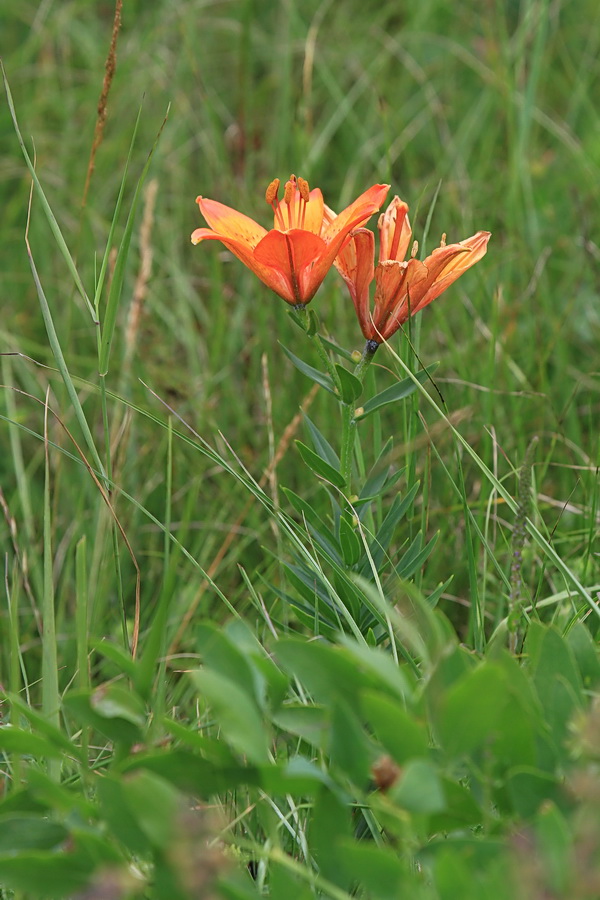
[0,1,599,895]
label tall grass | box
[1,1,599,897]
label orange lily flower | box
[335,195,491,343]
[191,176,390,307]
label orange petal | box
[197,197,267,248]
[274,187,324,234]
[254,228,326,304]
[333,229,375,339]
[378,196,412,263]
[322,184,390,245]
[414,231,491,313]
[191,227,294,301]
[304,184,389,296]
[372,259,429,339]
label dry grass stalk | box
[81,0,123,208]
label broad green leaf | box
[122,771,182,847]
[97,775,150,855]
[335,364,363,404]
[122,749,257,796]
[280,345,335,393]
[0,852,91,897]
[0,814,68,853]
[191,670,270,764]
[295,441,346,488]
[435,662,510,757]
[336,839,406,897]
[0,727,63,760]
[260,756,338,796]
[566,622,600,689]
[361,691,427,762]
[391,758,445,813]
[506,767,562,819]
[310,789,352,889]
[355,365,438,420]
[330,700,371,783]
[337,636,412,699]
[196,622,264,709]
[63,690,144,746]
[90,684,146,726]
[92,638,138,678]
[535,802,571,895]
[271,704,329,747]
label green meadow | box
[1,1,599,897]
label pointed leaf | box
[356,365,439,420]
[296,441,346,488]
[280,345,335,393]
[335,364,363,404]
[303,414,339,467]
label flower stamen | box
[266,178,287,230]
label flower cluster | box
[191,175,389,308]
[191,177,490,345]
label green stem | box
[340,341,379,494]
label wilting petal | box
[414,231,491,314]
[254,228,326,304]
[196,197,267,247]
[378,196,412,263]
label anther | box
[283,180,294,205]
[265,178,280,205]
[410,240,419,259]
[440,232,447,247]
[297,177,310,202]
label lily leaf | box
[356,364,439,420]
[296,441,346,488]
[335,364,363,404]
[280,345,335,393]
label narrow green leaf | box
[356,365,438,420]
[99,108,168,375]
[335,364,363,404]
[318,335,355,361]
[2,63,94,319]
[280,345,335,393]
[295,441,346,488]
[303,413,339,467]
[339,515,362,566]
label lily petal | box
[274,188,325,235]
[378,196,412,263]
[254,229,326,304]
[333,229,375,339]
[414,231,491,313]
[196,197,267,247]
